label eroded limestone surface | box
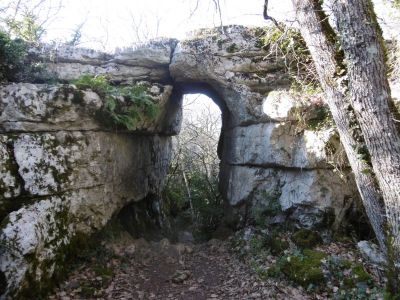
[0,81,174,298]
[169,26,355,228]
[0,26,359,298]
[0,131,172,297]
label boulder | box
[357,240,387,267]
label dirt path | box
[49,235,311,300]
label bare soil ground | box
[48,234,312,300]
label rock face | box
[29,40,177,84]
[0,82,175,297]
[170,26,356,228]
[0,26,359,298]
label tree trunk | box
[291,0,387,252]
[332,0,400,259]
[181,167,195,221]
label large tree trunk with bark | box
[332,0,400,256]
[291,0,400,290]
[291,0,387,252]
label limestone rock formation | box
[29,40,177,83]
[0,80,175,298]
[170,26,355,228]
[0,82,179,134]
[0,26,359,298]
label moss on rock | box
[268,236,290,256]
[281,249,327,287]
[292,229,322,248]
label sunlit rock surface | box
[29,40,177,83]
[170,26,355,228]
[0,26,359,298]
[0,82,178,134]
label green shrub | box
[184,172,223,240]
[73,75,159,130]
[162,169,223,241]
[0,31,29,81]
[352,264,372,283]
[253,265,269,280]
[266,265,281,278]
[73,74,111,95]
[249,235,266,254]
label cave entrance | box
[163,89,226,242]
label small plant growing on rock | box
[255,25,318,91]
[73,75,159,130]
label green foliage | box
[323,256,382,299]
[327,259,371,288]
[163,169,223,241]
[268,251,381,296]
[244,234,272,276]
[0,31,29,81]
[253,265,269,280]
[74,74,111,94]
[190,173,223,236]
[73,75,159,130]
[163,181,187,214]
[292,229,323,249]
[231,226,383,297]
[248,235,267,255]
[352,264,372,283]
[5,12,44,43]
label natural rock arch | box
[0,26,359,298]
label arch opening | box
[163,89,228,242]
